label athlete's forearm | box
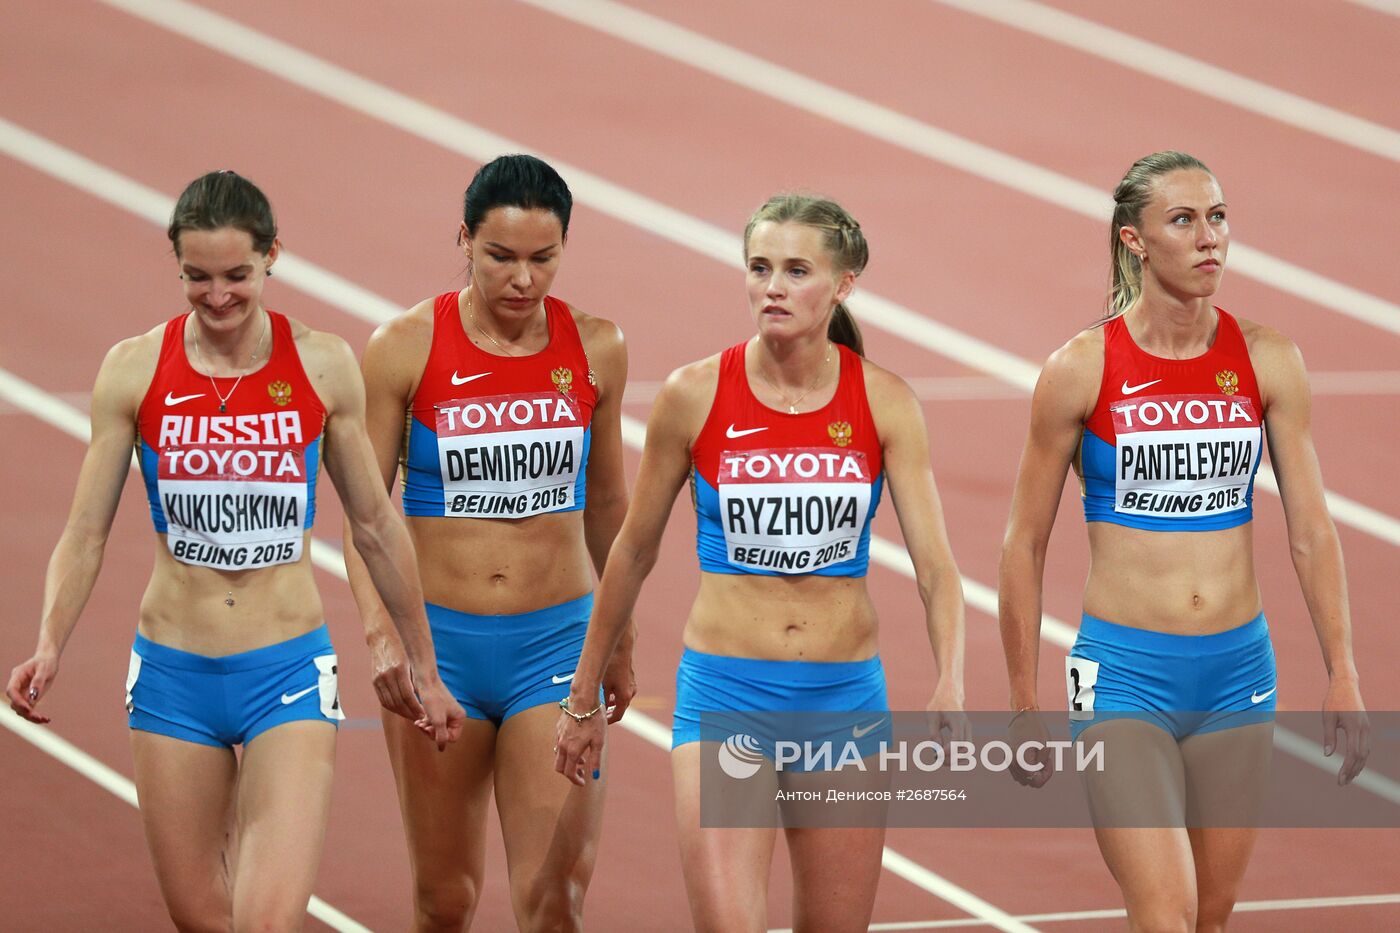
[998,542,1047,708]
[342,518,399,646]
[920,563,966,697]
[35,526,109,657]
[348,510,441,678]
[569,536,655,707]
[1290,524,1359,683]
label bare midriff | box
[1084,521,1261,634]
[138,531,324,655]
[683,572,878,662]
[408,510,592,616]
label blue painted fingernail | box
[592,769,601,780]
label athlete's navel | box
[490,572,509,586]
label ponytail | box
[828,303,864,355]
[1105,150,1212,319]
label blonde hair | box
[743,193,869,355]
[1106,151,1213,318]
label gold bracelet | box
[558,697,604,722]
[1009,705,1039,724]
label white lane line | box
[930,0,1400,163]
[0,373,373,933]
[765,891,1400,930]
[7,124,1400,554]
[1347,0,1400,16]
[510,0,1400,338]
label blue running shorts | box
[672,647,890,753]
[428,592,593,724]
[1067,611,1276,741]
[127,624,343,748]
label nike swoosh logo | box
[551,672,575,685]
[1120,379,1163,396]
[164,392,205,406]
[852,719,885,739]
[1250,686,1277,704]
[726,424,768,439]
[451,371,492,386]
[281,685,318,705]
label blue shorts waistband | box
[426,592,594,634]
[680,647,881,683]
[1077,611,1267,655]
[133,624,333,673]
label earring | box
[266,268,274,277]
[1138,252,1147,263]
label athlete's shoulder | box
[1235,314,1298,362]
[652,353,722,435]
[565,301,626,373]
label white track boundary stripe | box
[1347,0,1400,16]
[931,0,1400,163]
[2,113,1395,799]
[6,132,1400,552]
[510,0,1400,338]
[766,892,1400,930]
[0,369,1031,932]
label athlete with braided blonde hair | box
[557,193,968,932]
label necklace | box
[757,342,833,414]
[191,311,268,413]
[468,287,523,357]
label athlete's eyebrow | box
[483,241,559,254]
[181,262,255,275]
[1166,202,1227,213]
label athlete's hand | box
[925,681,971,749]
[555,695,606,787]
[366,629,425,722]
[1008,707,1054,789]
[601,624,638,724]
[413,674,466,751]
[7,652,59,724]
[1322,678,1370,785]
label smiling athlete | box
[6,170,462,931]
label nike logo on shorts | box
[164,391,205,406]
[1120,379,1163,396]
[281,685,318,704]
[1250,686,1277,704]
[551,672,575,685]
[726,424,768,438]
[852,718,885,739]
[451,371,492,386]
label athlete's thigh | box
[1180,723,1270,916]
[784,825,885,933]
[383,709,497,884]
[1080,720,1196,919]
[494,704,605,886]
[231,720,337,928]
[672,742,776,933]
[130,730,239,925]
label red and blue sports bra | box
[1077,307,1263,531]
[137,311,325,570]
[690,341,884,576]
[401,292,596,519]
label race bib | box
[434,392,584,518]
[1111,394,1261,519]
[718,447,872,574]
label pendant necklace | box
[191,311,268,413]
[467,287,520,357]
[757,342,833,414]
